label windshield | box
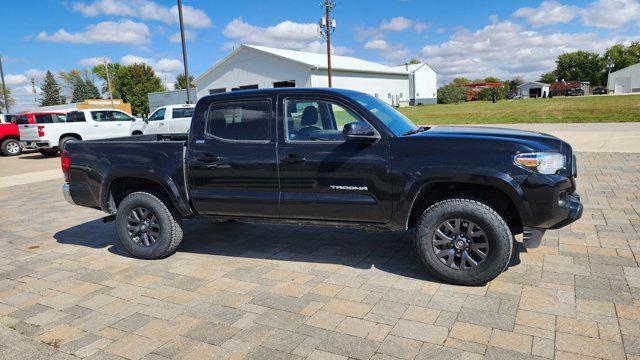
[352,93,418,136]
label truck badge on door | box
[329,185,368,191]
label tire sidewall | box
[1,139,21,156]
[115,192,177,259]
[415,199,512,285]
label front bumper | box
[548,192,583,229]
[62,183,77,205]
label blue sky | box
[2,0,639,111]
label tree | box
[451,77,472,86]
[92,63,122,98]
[437,84,466,104]
[39,70,64,106]
[554,51,604,86]
[483,76,502,83]
[539,72,557,84]
[60,69,102,103]
[504,77,524,95]
[173,74,196,90]
[113,63,166,116]
[0,84,15,112]
[603,42,640,73]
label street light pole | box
[0,55,10,113]
[319,1,336,88]
[177,0,192,104]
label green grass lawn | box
[398,94,640,125]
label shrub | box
[437,85,466,104]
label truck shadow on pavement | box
[54,218,522,284]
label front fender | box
[392,167,530,230]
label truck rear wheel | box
[115,191,183,259]
[38,148,59,156]
[1,139,22,156]
[414,198,513,286]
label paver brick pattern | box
[0,152,639,359]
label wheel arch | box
[59,133,82,142]
[405,176,526,234]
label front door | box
[145,108,166,134]
[277,95,393,223]
[188,96,279,217]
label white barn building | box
[393,63,438,105]
[194,44,436,106]
[607,63,640,94]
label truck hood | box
[411,125,564,151]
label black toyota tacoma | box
[62,88,582,285]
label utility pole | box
[319,0,336,87]
[177,0,192,104]
[31,78,36,107]
[0,55,9,113]
[103,57,114,108]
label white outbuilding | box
[607,63,640,94]
[393,63,438,105]
[518,81,550,98]
[194,44,436,106]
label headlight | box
[514,152,565,174]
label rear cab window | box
[206,100,271,141]
[172,107,194,119]
[66,111,86,122]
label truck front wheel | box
[115,191,183,259]
[414,198,513,286]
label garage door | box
[614,77,631,94]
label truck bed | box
[64,133,192,216]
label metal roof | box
[195,44,408,83]
[518,81,550,87]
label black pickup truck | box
[62,88,582,285]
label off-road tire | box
[1,138,22,156]
[59,136,78,152]
[414,198,513,286]
[115,191,183,259]
[38,148,59,156]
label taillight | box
[37,125,45,137]
[61,150,71,183]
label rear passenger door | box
[168,106,194,133]
[187,96,279,217]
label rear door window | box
[34,114,55,123]
[172,107,194,119]
[206,100,271,141]
[66,111,86,122]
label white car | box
[19,108,138,156]
[131,104,195,135]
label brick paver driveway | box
[0,152,639,360]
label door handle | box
[93,125,99,127]
[197,154,219,163]
[282,153,306,164]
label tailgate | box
[19,124,43,141]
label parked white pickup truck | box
[19,108,138,156]
[130,104,195,135]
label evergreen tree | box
[85,79,102,99]
[39,70,64,106]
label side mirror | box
[343,121,378,142]
[143,118,149,124]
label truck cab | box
[131,104,195,135]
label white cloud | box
[580,0,640,28]
[4,74,29,86]
[364,39,390,51]
[353,25,383,42]
[72,0,211,28]
[79,57,111,67]
[36,20,150,45]
[169,30,197,43]
[222,18,327,51]
[513,1,579,26]
[414,21,428,33]
[436,27,446,34]
[380,16,413,31]
[300,41,353,56]
[363,39,410,63]
[420,20,624,83]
